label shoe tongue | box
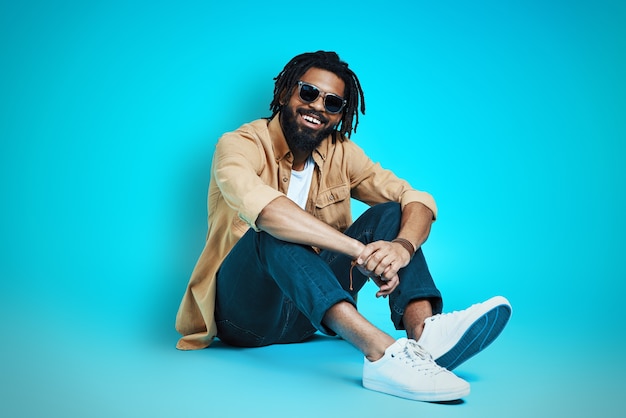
[385,338,408,356]
[393,337,408,350]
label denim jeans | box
[214,202,443,347]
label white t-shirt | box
[287,157,315,210]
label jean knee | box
[370,202,401,218]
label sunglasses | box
[296,81,347,114]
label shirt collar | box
[268,115,290,162]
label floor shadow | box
[431,399,466,405]
[454,370,480,382]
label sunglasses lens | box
[324,95,344,113]
[299,83,320,103]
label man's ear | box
[278,87,290,105]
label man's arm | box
[257,198,433,299]
[256,195,365,259]
[256,196,400,298]
[396,201,435,250]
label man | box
[175,51,511,402]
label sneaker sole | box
[363,379,470,402]
[435,302,512,371]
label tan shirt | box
[175,115,437,350]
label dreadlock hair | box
[269,51,366,140]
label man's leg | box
[216,227,401,348]
[216,227,469,402]
[322,301,395,361]
[403,299,435,340]
[322,202,512,371]
[323,300,470,402]
[215,229,320,346]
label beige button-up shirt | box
[175,115,437,350]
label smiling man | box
[175,51,512,402]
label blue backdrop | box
[1,1,625,417]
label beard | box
[280,105,336,154]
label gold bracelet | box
[392,238,415,259]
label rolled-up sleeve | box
[399,189,437,220]
[213,131,283,231]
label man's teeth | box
[303,114,321,125]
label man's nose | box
[308,95,326,112]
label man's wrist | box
[392,238,415,259]
[349,239,366,260]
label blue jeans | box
[214,202,443,347]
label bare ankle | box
[403,299,433,341]
[366,337,396,362]
[323,301,395,362]
[407,322,426,341]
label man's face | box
[280,67,345,154]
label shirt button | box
[329,195,335,201]
[282,177,288,182]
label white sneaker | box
[363,338,470,402]
[418,296,512,371]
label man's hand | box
[355,240,412,298]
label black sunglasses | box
[296,81,347,114]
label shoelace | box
[398,340,447,375]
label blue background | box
[1,0,624,417]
